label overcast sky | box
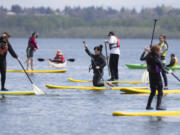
[1,0,179,10]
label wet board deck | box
[7,70,66,73]
[113,108,180,116]
[120,88,180,94]
[46,84,149,90]
[68,78,143,84]
[0,91,35,95]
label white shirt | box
[108,36,120,55]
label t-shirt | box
[108,36,120,55]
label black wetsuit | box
[0,37,18,89]
[85,48,106,87]
[140,52,168,109]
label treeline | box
[0,5,180,38]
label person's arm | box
[140,47,150,61]
[167,58,175,67]
[31,38,38,49]
[99,55,106,69]
[140,52,146,61]
[7,41,18,59]
[83,41,95,58]
[154,57,168,73]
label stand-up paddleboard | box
[120,88,180,94]
[49,61,67,68]
[126,64,180,70]
[68,78,143,84]
[7,70,66,73]
[46,84,149,90]
[0,91,35,95]
[113,108,180,116]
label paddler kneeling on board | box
[49,50,65,63]
[0,32,18,91]
[167,53,178,67]
[83,41,112,87]
[140,45,172,110]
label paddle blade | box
[141,70,149,84]
[104,82,112,90]
[67,58,75,62]
[32,84,46,95]
[37,58,45,62]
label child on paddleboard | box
[49,50,65,63]
[83,41,112,87]
[140,45,171,110]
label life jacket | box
[54,55,65,63]
[160,42,168,57]
[0,42,8,55]
[110,36,120,49]
[174,57,178,66]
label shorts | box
[27,48,34,58]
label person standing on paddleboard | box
[83,41,107,87]
[158,34,168,89]
[104,31,120,81]
[140,45,170,110]
[26,32,38,71]
[0,32,18,91]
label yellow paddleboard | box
[46,84,149,90]
[120,88,180,94]
[68,78,143,84]
[0,91,35,95]
[113,109,180,116]
[7,70,66,73]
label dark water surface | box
[1,38,180,135]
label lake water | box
[1,38,180,135]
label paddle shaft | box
[17,59,33,84]
[38,58,75,62]
[171,72,180,82]
[105,43,111,76]
[150,19,158,48]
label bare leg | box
[30,57,34,71]
[27,58,30,71]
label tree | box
[11,5,22,14]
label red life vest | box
[116,37,120,47]
[0,42,8,55]
[54,55,65,63]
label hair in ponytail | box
[94,44,103,53]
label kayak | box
[0,91,35,95]
[49,61,67,68]
[120,88,180,94]
[7,70,66,73]
[46,84,149,90]
[68,78,143,84]
[126,64,180,70]
[113,108,180,116]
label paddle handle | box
[17,59,33,84]
[150,19,158,48]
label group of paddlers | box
[84,31,178,110]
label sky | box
[1,0,180,11]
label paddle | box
[150,19,158,48]
[141,19,158,83]
[104,43,110,76]
[17,58,45,95]
[37,58,75,62]
[166,69,180,82]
